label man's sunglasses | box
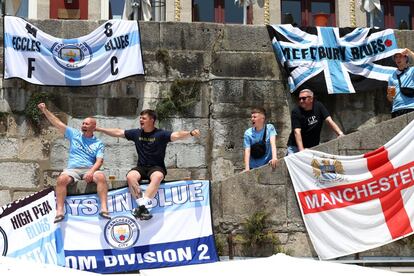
[299,96,311,101]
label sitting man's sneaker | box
[131,205,153,220]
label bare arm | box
[95,126,125,138]
[325,116,344,137]
[171,129,200,142]
[294,128,305,151]
[268,135,278,168]
[83,158,104,183]
[37,103,66,134]
[244,148,251,171]
[402,48,414,60]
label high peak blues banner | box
[267,25,399,94]
[4,16,144,86]
[61,180,218,273]
[0,188,65,266]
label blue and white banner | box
[0,188,65,266]
[4,16,144,86]
[61,180,218,273]
[267,25,399,94]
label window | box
[16,0,28,18]
[50,0,88,20]
[281,0,335,27]
[110,0,125,19]
[367,0,413,30]
[192,0,251,24]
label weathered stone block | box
[102,143,137,170]
[222,24,273,52]
[160,22,224,51]
[0,138,18,159]
[12,191,37,201]
[164,169,191,181]
[140,21,160,50]
[211,52,277,79]
[191,168,209,180]
[258,161,288,185]
[19,138,50,160]
[0,190,11,207]
[177,144,206,168]
[3,88,28,112]
[106,97,139,116]
[71,97,100,117]
[211,79,245,103]
[286,178,305,226]
[220,173,287,223]
[42,170,61,187]
[0,162,39,188]
[211,158,236,182]
[50,139,69,170]
[283,232,317,257]
[169,51,207,78]
[164,146,177,168]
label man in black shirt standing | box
[96,109,201,220]
[286,89,344,155]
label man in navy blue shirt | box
[96,109,201,220]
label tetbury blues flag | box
[4,16,144,86]
[285,120,414,259]
[267,25,399,94]
[61,180,218,273]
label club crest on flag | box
[51,42,92,70]
[104,216,140,250]
[0,226,8,256]
[311,157,345,185]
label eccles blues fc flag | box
[4,16,144,86]
[267,25,400,94]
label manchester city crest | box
[311,157,345,185]
[104,216,140,250]
[51,42,92,70]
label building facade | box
[5,0,413,29]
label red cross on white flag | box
[286,120,414,259]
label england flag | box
[267,25,399,94]
[285,120,414,259]
[4,16,144,86]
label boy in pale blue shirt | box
[243,108,278,171]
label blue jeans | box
[286,145,299,156]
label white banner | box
[4,16,144,86]
[285,120,414,259]
[0,188,65,265]
[61,180,218,273]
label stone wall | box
[213,112,414,257]
[1,19,414,257]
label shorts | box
[391,108,414,118]
[129,166,167,181]
[61,168,104,183]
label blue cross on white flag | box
[267,25,399,94]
